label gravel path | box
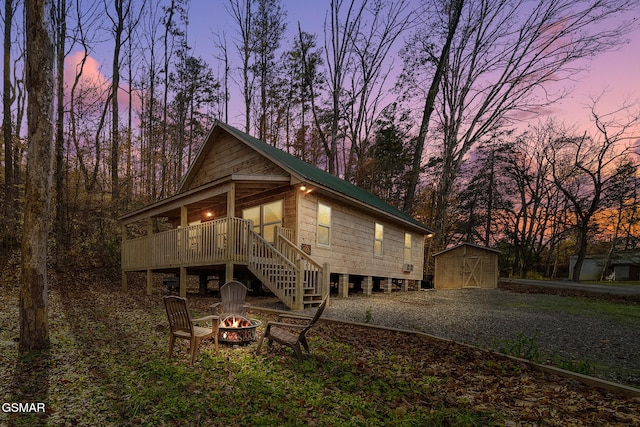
[251,288,640,387]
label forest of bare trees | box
[3,0,640,284]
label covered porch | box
[120,176,329,310]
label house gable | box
[180,126,291,192]
[204,122,432,234]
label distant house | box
[120,121,432,309]
[433,243,500,289]
[569,255,605,281]
[569,252,640,281]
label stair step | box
[303,301,323,308]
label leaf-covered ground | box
[1,266,639,426]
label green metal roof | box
[217,121,431,233]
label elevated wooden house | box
[120,122,431,309]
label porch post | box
[121,224,128,291]
[401,278,409,292]
[227,183,235,217]
[179,266,187,298]
[385,277,393,293]
[199,274,208,295]
[294,258,304,310]
[179,207,188,297]
[146,269,153,295]
[338,274,349,298]
[225,263,234,283]
[363,276,373,296]
[226,184,237,284]
[180,206,188,226]
[323,263,330,305]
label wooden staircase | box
[247,227,328,310]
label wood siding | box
[186,133,287,190]
[434,245,498,289]
[296,193,424,280]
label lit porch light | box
[299,185,313,194]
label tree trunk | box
[53,0,67,269]
[403,0,464,213]
[21,0,54,353]
[111,0,124,201]
[2,0,16,247]
[572,224,589,282]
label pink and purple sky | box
[75,0,640,141]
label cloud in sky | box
[64,50,139,111]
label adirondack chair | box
[164,296,219,366]
[211,280,250,316]
[256,295,328,360]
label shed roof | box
[433,242,501,257]
[200,121,431,233]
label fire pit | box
[218,315,262,345]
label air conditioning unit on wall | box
[403,263,414,272]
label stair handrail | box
[275,228,323,271]
[275,227,328,303]
[247,227,301,309]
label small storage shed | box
[433,243,500,289]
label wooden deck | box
[122,217,329,309]
[122,217,251,270]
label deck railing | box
[122,217,251,270]
[246,231,299,309]
[121,218,328,309]
[275,227,329,305]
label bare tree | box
[2,0,18,247]
[20,0,54,352]
[402,0,464,213]
[547,101,640,281]
[343,0,412,182]
[212,31,230,123]
[282,26,324,162]
[52,0,71,268]
[315,0,367,175]
[140,0,162,200]
[499,123,569,277]
[159,0,186,198]
[599,160,638,279]
[68,0,108,193]
[251,0,286,142]
[105,0,132,201]
[405,0,638,250]
[228,0,253,133]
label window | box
[404,233,412,263]
[317,203,331,246]
[374,223,384,257]
[262,200,283,242]
[243,206,261,234]
[242,200,283,243]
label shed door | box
[462,257,481,288]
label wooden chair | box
[256,295,328,360]
[211,280,250,316]
[163,296,219,366]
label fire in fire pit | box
[218,315,262,345]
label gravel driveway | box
[252,288,640,387]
